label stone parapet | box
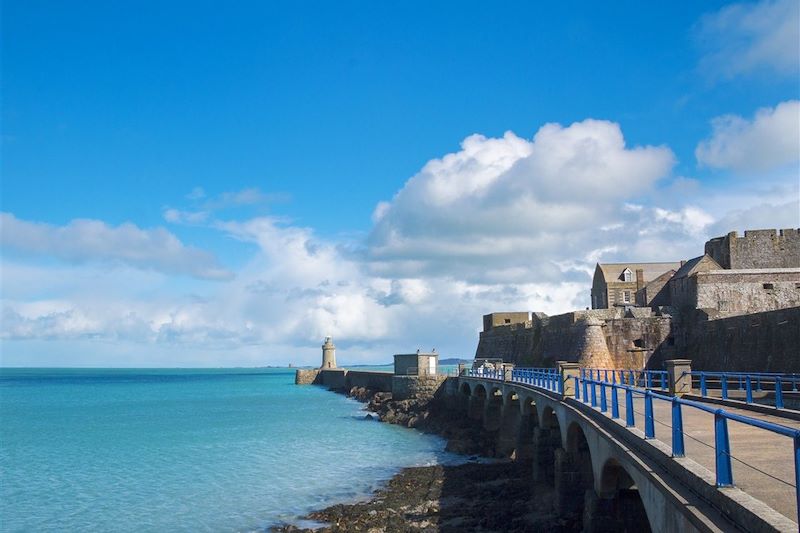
[295,368,321,384]
[391,375,447,401]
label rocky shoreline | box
[271,386,576,532]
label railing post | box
[591,380,597,408]
[671,398,685,457]
[625,388,634,427]
[700,373,707,396]
[776,377,784,409]
[721,375,728,400]
[644,391,655,439]
[611,384,619,419]
[794,433,800,525]
[600,382,608,413]
[745,376,753,404]
[559,363,580,399]
[714,410,733,486]
[582,379,588,404]
[575,377,581,400]
[665,360,692,396]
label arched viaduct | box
[453,375,796,533]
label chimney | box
[635,268,644,291]
[680,260,687,267]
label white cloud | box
[163,187,290,226]
[696,100,800,172]
[367,120,675,283]
[0,213,232,280]
[163,208,210,224]
[2,119,797,367]
[696,0,800,79]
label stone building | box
[669,255,723,312]
[479,228,800,372]
[394,350,439,376]
[482,312,530,331]
[591,262,681,309]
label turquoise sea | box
[0,368,457,532]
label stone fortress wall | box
[693,269,800,315]
[705,229,800,269]
[477,228,800,372]
[476,309,675,370]
[650,306,800,372]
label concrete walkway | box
[602,389,799,522]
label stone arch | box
[541,404,561,431]
[468,383,487,421]
[516,395,539,461]
[585,458,652,533]
[497,389,521,457]
[483,386,504,432]
[532,404,562,485]
[555,422,596,526]
[458,382,472,414]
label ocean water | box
[0,368,458,532]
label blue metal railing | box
[688,371,800,409]
[511,367,561,393]
[576,374,800,522]
[581,368,669,391]
[461,364,799,521]
[465,366,562,393]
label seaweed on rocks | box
[271,461,569,533]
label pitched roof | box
[672,255,722,279]
[596,262,683,283]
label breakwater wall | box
[296,368,449,401]
[294,368,393,392]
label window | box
[763,283,774,290]
[623,269,632,282]
[623,291,631,303]
[504,318,511,324]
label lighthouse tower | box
[321,336,337,369]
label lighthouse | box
[321,336,337,369]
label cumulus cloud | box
[696,100,800,172]
[0,213,233,280]
[163,187,290,225]
[367,120,675,283]
[696,0,800,79]
[3,118,797,366]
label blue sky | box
[2,0,799,366]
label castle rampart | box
[704,229,800,270]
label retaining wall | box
[392,375,447,400]
[345,370,393,391]
[295,369,321,384]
